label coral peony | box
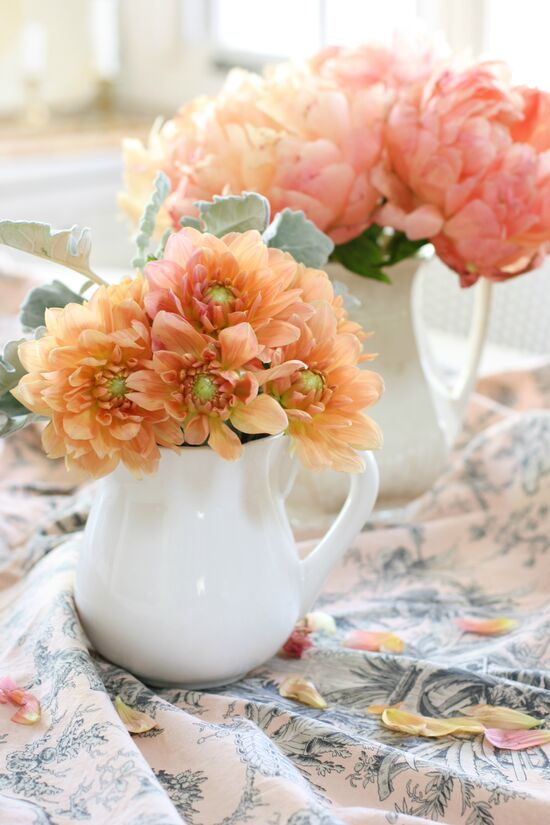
[266,302,383,472]
[126,312,298,461]
[375,62,550,284]
[11,281,182,478]
[122,62,386,244]
[144,227,309,352]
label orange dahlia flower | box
[145,228,311,353]
[126,312,298,461]
[266,302,383,472]
[11,281,182,478]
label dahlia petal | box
[219,323,259,369]
[230,393,288,435]
[208,417,242,461]
[279,676,327,710]
[463,704,542,730]
[484,728,550,750]
[115,696,158,734]
[255,320,301,348]
[184,414,209,445]
[456,617,519,635]
[256,360,306,386]
[63,408,97,440]
[109,419,143,441]
[152,311,207,357]
[144,259,183,292]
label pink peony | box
[375,62,550,285]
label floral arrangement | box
[0,190,382,479]
[120,36,550,287]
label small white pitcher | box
[74,435,378,688]
[287,256,492,526]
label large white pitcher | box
[287,256,492,527]
[74,435,379,688]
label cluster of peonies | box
[120,37,550,286]
[12,228,382,478]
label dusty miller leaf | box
[263,208,334,268]
[132,171,171,269]
[20,280,84,332]
[0,221,104,284]
[196,193,270,237]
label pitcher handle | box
[413,273,492,416]
[299,452,379,614]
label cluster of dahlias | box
[120,37,550,286]
[12,228,383,478]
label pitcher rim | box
[158,432,285,455]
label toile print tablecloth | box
[1,361,550,825]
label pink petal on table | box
[344,630,405,653]
[456,617,519,636]
[115,696,158,734]
[484,728,550,750]
[0,676,18,694]
[11,694,41,725]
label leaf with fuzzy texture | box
[132,171,171,269]
[264,208,334,268]
[0,221,103,283]
[0,339,26,396]
[20,279,84,332]
[197,192,270,237]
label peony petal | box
[463,704,542,730]
[278,626,313,659]
[279,676,327,709]
[484,728,550,751]
[230,393,288,436]
[344,630,405,653]
[219,323,259,369]
[304,611,337,635]
[115,696,158,734]
[381,708,484,738]
[11,694,41,725]
[456,617,519,635]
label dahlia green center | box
[206,284,234,304]
[300,370,324,393]
[108,376,127,398]
[193,374,217,402]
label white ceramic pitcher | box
[287,256,492,527]
[74,435,379,688]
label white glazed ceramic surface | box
[74,435,379,688]
[287,257,492,526]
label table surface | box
[0,359,550,824]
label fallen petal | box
[11,695,41,725]
[381,708,484,738]
[344,630,405,653]
[367,703,402,715]
[456,617,519,635]
[115,696,158,734]
[463,704,542,730]
[278,626,313,659]
[304,611,337,635]
[279,676,327,709]
[484,728,550,750]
